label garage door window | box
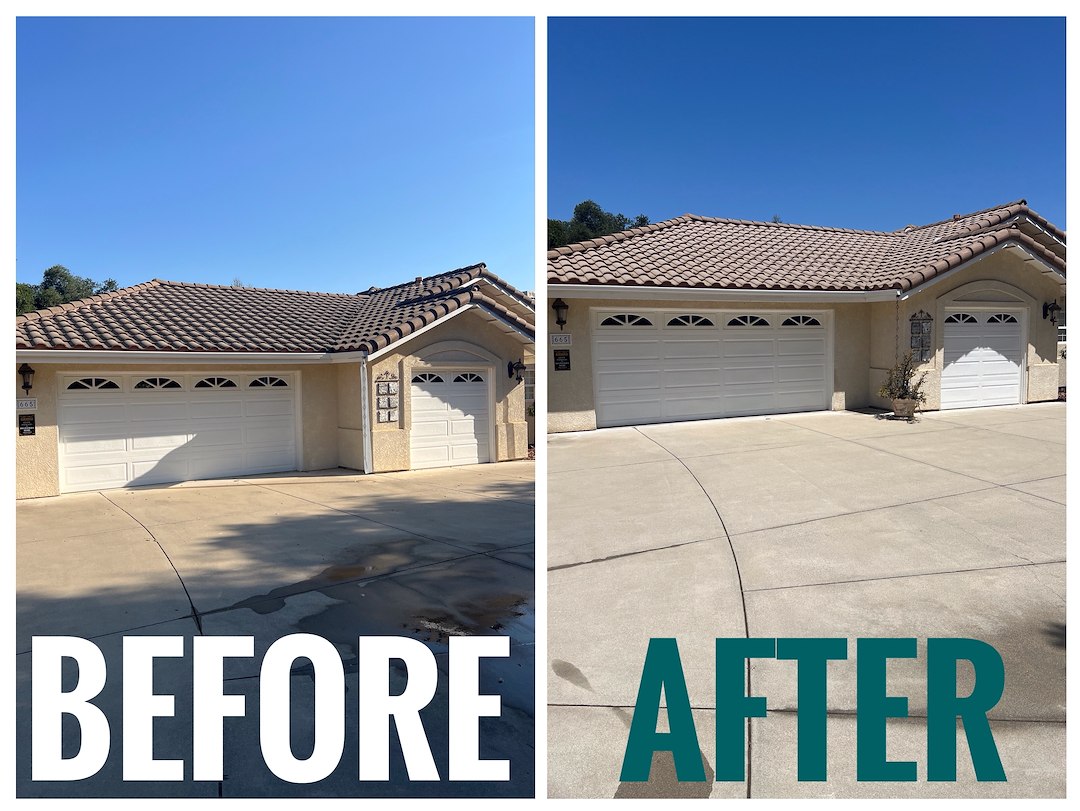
[67,377,120,390]
[452,373,484,383]
[781,315,822,327]
[666,314,715,327]
[249,376,289,388]
[945,313,978,324]
[134,377,182,390]
[600,314,653,326]
[988,313,1018,323]
[727,315,770,327]
[194,376,237,389]
[412,373,443,383]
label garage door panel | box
[662,339,722,359]
[777,362,826,383]
[188,427,244,448]
[663,396,724,419]
[597,369,662,391]
[244,398,294,417]
[64,463,130,490]
[189,400,244,419]
[778,337,826,356]
[724,338,775,357]
[130,433,189,451]
[595,339,661,361]
[662,368,722,387]
[59,402,128,424]
[724,366,775,385]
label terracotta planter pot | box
[892,398,919,419]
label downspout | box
[359,355,374,474]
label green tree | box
[548,200,651,249]
[15,283,36,315]
[16,265,121,315]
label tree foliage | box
[548,200,650,249]
[16,265,119,315]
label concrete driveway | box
[548,403,1065,799]
[17,461,534,798]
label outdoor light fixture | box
[507,359,527,381]
[18,363,35,395]
[552,298,569,331]
[1043,300,1062,324]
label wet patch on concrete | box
[551,659,592,692]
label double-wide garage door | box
[593,310,829,427]
[58,372,298,493]
[941,310,1024,409]
[409,370,491,469]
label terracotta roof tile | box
[17,264,534,353]
[548,201,1065,292]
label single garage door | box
[593,310,829,427]
[58,372,298,493]
[409,370,491,469]
[941,310,1024,409]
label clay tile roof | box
[548,201,1065,293]
[16,264,534,353]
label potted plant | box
[878,350,928,420]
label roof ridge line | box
[899,199,1028,232]
[685,213,894,236]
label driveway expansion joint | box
[99,492,206,634]
[742,558,1066,594]
[633,426,754,799]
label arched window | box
[600,313,653,326]
[66,377,120,390]
[249,376,289,388]
[134,377,182,390]
[194,377,238,389]
[412,373,444,383]
[666,314,715,327]
[726,315,770,327]
[781,315,821,327]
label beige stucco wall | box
[366,310,530,473]
[867,249,1064,410]
[15,361,340,499]
[546,296,872,433]
[336,364,365,471]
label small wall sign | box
[375,371,399,423]
[18,414,35,436]
[550,333,572,346]
[553,349,571,371]
[17,398,37,411]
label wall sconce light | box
[1043,300,1062,324]
[507,359,527,381]
[552,298,569,331]
[18,363,35,395]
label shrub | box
[878,350,928,404]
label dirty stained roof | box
[16,264,535,353]
[548,200,1066,292]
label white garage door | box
[58,372,298,493]
[941,311,1024,409]
[409,371,491,469]
[593,311,829,427]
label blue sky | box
[17,17,535,293]
[548,17,1065,232]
